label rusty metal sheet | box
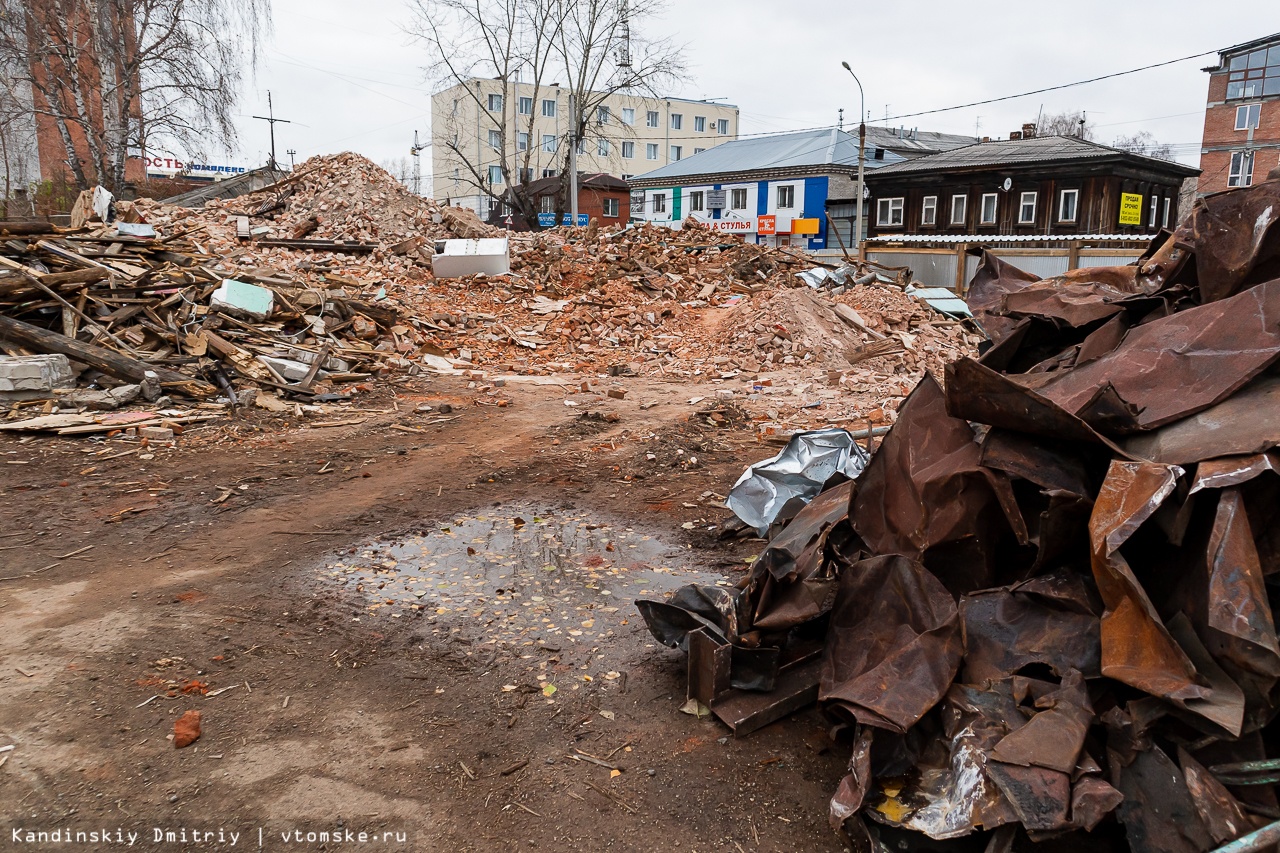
[965,248,1039,344]
[988,670,1093,774]
[635,583,739,649]
[1000,280,1129,328]
[1037,279,1280,433]
[985,761,1071,832]
[1069,776,1125,832]
[1180,182,1280,303]
[1205,488,1280,668]
[959,577,1100,684]
[1178,746,1254,846]
[852,372,1020,594]
[1192,452,1280,493]
[1114,745,1216,853]
[819,555,962,733]
[1126,376,1280,467]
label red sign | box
[758,215,776,235]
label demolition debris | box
[638,176,1280,851]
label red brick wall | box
[1200,70,1280,194]
[578,188,630,225]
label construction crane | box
[410,130,428,196]
[616,0,631,69]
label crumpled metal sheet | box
[819,555,962,733]
[1113,745,1216,853]
[965,249,1039,344]
[1125,377,1280,465]
[1181,182,1280,303]
[726,428,869,535]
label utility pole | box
[410,130,428,196]
[568,92,578,226]
[286,149,296,169]
[838,108,844,132]
[841,62,866,258]
[252,91,292,170]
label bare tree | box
[381,156,414,189]
[0,0,270,195]
[409,0,682,228]
[1036,110,1094,140]
[1111,130,1175,162]
[0,75,39,216]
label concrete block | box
[138,426,174,441]
[258,356,327,383]
[0,354,74,398]
[431,238,511,278]
[211,279,274,322]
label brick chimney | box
[1022,122,1037,139]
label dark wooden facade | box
[864,159,1197,239]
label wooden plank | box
[0,313,214,397]
[41,268,109,287]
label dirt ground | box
[0,373,852,852]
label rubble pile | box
[638,177,1280,851]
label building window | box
[670,113,682,130]
[517,132,529,151]
[950,194,967,225]
[1225,47,1280,99]
[597,139,609,156]
[1163,196,1172,228]
[540,195,555,213]
[730,188,747,210]
[576,139,585,155]
[670,145,682,161]
[689,191,704,212]
[980,193,998,225]
[646,110,659,128]
[1149,195,1160,227]
[921,195,937,226]
[653,193,667,214]
[876,197,904,227]
[518,96,532,115]
[777,185,795,209]
[646,143,658,160]
[1058,189,1079,222]
[603,198,620,217]
[1018,191,1037,224]
[1236,103,1261,130]
[488,129,502,149]
[542,168,556,178]
[717,119,729,135]
[694,147,705,154]
[541,99,557,117]
[488,165,503,185]
[1230,151,1255,187]
[597,106,610,125]
[487,93,503,112]
[622,107,635,125]
[694,116,706,132]
[519,167,532,184]
[622,141,634,158]
[542,134,556,153]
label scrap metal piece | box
[1113,745,1216,853]
[1126,378,1280,466]
[965,249,1039,344]
[726,428,869,535]
[820,555,962,733]
[1178,746,1254,845]
[1180,182,1280,303]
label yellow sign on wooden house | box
[1118,192,1144,226]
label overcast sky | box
[224,0,1277,183]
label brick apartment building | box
[1200,33,1280,193]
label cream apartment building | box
[431,78,738,216]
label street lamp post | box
[840,61,866,259]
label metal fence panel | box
[1077,254,1142,268]
[867,251,957,290]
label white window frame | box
[621,107,635,125]
[689,191,705,212]
[541,99,556,118]
[488,165,503,185]
[1162,196,1172,228]
[670,113,682,130]
[876,197,904,227]
[621,140,634,159]
[694,147,705,154]
[1236,103,1261,130]
[1018,191,1037,225]
[488,129,502,150]
[980,193,998,225]
[730,188,748,210]
[653,193,667,214]
[517,132,529,152]
[1229,151,1255,187]
[487,93,503,112]
[575,139,585,155]
[670,145,682,161]
[541,168,556,178]
[542,134,556,153]
[597,138,609,156]
[1149,195,1160,227]
[950,194,967,225]
[694,116,706,132]
[1058,189,1079,223]
[603,198,620,217]
[777,185,795,209]
[517,96,532,116]
[539,195,555,214]
[597,106,610,125]
[646,111,659,128]
[921,195,937,226]
[645,143,659,160]
[717,119,729,135]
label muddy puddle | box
[317,504,728,648]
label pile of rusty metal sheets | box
[638,177,1280,852]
